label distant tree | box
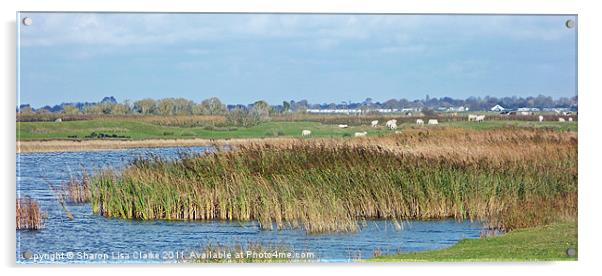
[251,100,271,121]
[134,98,157,115]
[421,107,436,116]
[111,103,131,115]
[83,104,103,115]
[101,96,118,104]
[199,97,227,115]
[226,107,260,127]
[292,99,308,112]
[383,99,399,109]
[18,106,34,114]
[62,104,80,115]
[157,98,176,115]
[282,101,291,113]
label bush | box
[226,108,261,127]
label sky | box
[18,13,577,108]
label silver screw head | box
[565,19,575,29]
[22,17,32,26]
[566,247,576,257]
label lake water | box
[16,147,483,263]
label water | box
[16,147,483,263]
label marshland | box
[16,12,579,263]
[16,144,485,262]
[89,128,577,234]
[16,115,578,262]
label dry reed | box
[89,128,577,233]
[16,197,43,230]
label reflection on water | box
[16,147,482,263]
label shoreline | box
[16,137,295,153]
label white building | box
[490,104,505,112]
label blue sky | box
[18,13,576,108]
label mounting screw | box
[22,17,32,26]
[22,250,33,259]
[565,19,575,29]
[566,247,576,257]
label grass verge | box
[370,222,577,261]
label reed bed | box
[89,128,577,233]
[63,175,91,203]
[16,197,44,230]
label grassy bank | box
[17,119,576,142]
[89,128,577,234]
[371,222,577,261]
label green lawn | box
[16,120,391,140]
[370,222,577,262]
[16,119,577,141]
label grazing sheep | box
[371,120,379,127]
[568,117,573,122]
[539,115,544,122]
[338,124,349,128]
[475,115,485,122]
[302,130,311,136]
[55,118,62,122]
[389,123,398,130]
[558,118,565,122]
[354,131,367,137]
[428,119,439,125]
[385,119,397,128]
[416,119,424,125]
[467,114,478,122]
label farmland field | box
[16,117,577,141]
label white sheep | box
[371,120,379,127]
[538,115,544,122]
[475,115,485,122]
[302,129,311,136]
[568,117,573,122]
[354,131,367,137]
[428,119,439,125]
[385,119,397,129]
[558,118,565,122]
[338,124,349,128]
[416,119,424,125]
[467,114,478,122]
[389,123,398,130]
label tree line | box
[18,94,577,116]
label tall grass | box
[63,175,91,203]
[16,197,43,230]
[90,128,577,233]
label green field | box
[16,119,577,140]
[370,222,577,262]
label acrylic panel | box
[16,12,577,263]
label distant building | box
[438,106,468,112]
[306,109,363,114]
[517,107,540,112]
[490,104,505,112]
